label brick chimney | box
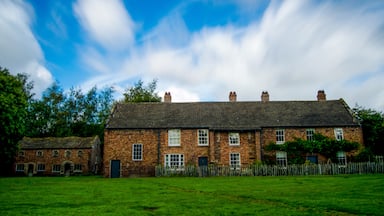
[229,91,237,102]
[261,91,269,102]
[317,90,326,101]
[164,92,172,103]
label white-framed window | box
[229,132,240,146]
[276,129,285,144]
[337,151,347,165]
[18,151,25,157]
[165,154,184,168]
[52,164,61,173]
[168,129,181,146]
[334,128,344,141]
[78,150,83,157]
[36,151,43,157]
[37,164,45,172]
[198,129,209,146]
[132,144,143,161]
[276,151,287,166]
[65,150,71,158]
[52,150,59,157]
[229,153,241,170]
[74,164,82,172]
[306,129,315,141]
[16,164,25,172]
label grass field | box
[0,175,383,215]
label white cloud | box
[73,0,135,51]
[78,1,384,110]
[0,0,53,97]
[160,87,200,102]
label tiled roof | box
[106,99,359,130]
[19,136,100,149]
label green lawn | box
[0,175,383,215]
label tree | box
[25,83,114,138]
[0,67,31,175]
[123,79,161,103]
[353,106,384,156]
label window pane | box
[276,129,285,144]
[16,164,25,171]
[198,129,209,145]
[165,154,184,168]
[52,150,59,157]
[52,165,61,172]
[229,153,240,169]
[229,133,240,145]
[334,128,344,141]
[168,130,181,146]
[74,164,82,171]
[37,164,45,172]
[337,151,347,165]
[276,151,287,166]
[306,129,315,141]
[132,144,143,160]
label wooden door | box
[110,160,121,178]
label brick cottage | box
[103,90,363,177]
[15,136,101,176]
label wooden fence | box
[155,162,384,177]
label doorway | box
[198,157,208,177]
[110,160,121,178]
[28,164,34,176]
[198,157,208,167]
[64,163,72,176]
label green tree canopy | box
[353,106,384,156]
[123,79,161,103]
[25,83,114,138]
[0,67,31,175]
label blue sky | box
[1,0,384,111]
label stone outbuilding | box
[15,136,101,176]
[103,90,363,177]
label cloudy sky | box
[1,0,384,110]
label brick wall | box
[103,129,159,177]
[104,129,263,177]
[104,126,363,177]
[15,148,93,175]
[261,127,363,146]
[261,126,364,163]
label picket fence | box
[155,162,384,177]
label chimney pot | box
[317,90,326,101]
[164,92,172,103]
[229,91,237,102]
[261,91,269,102]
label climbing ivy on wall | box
[265,133,360,164]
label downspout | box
[260,128,264,161]
[157,130,161,165]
